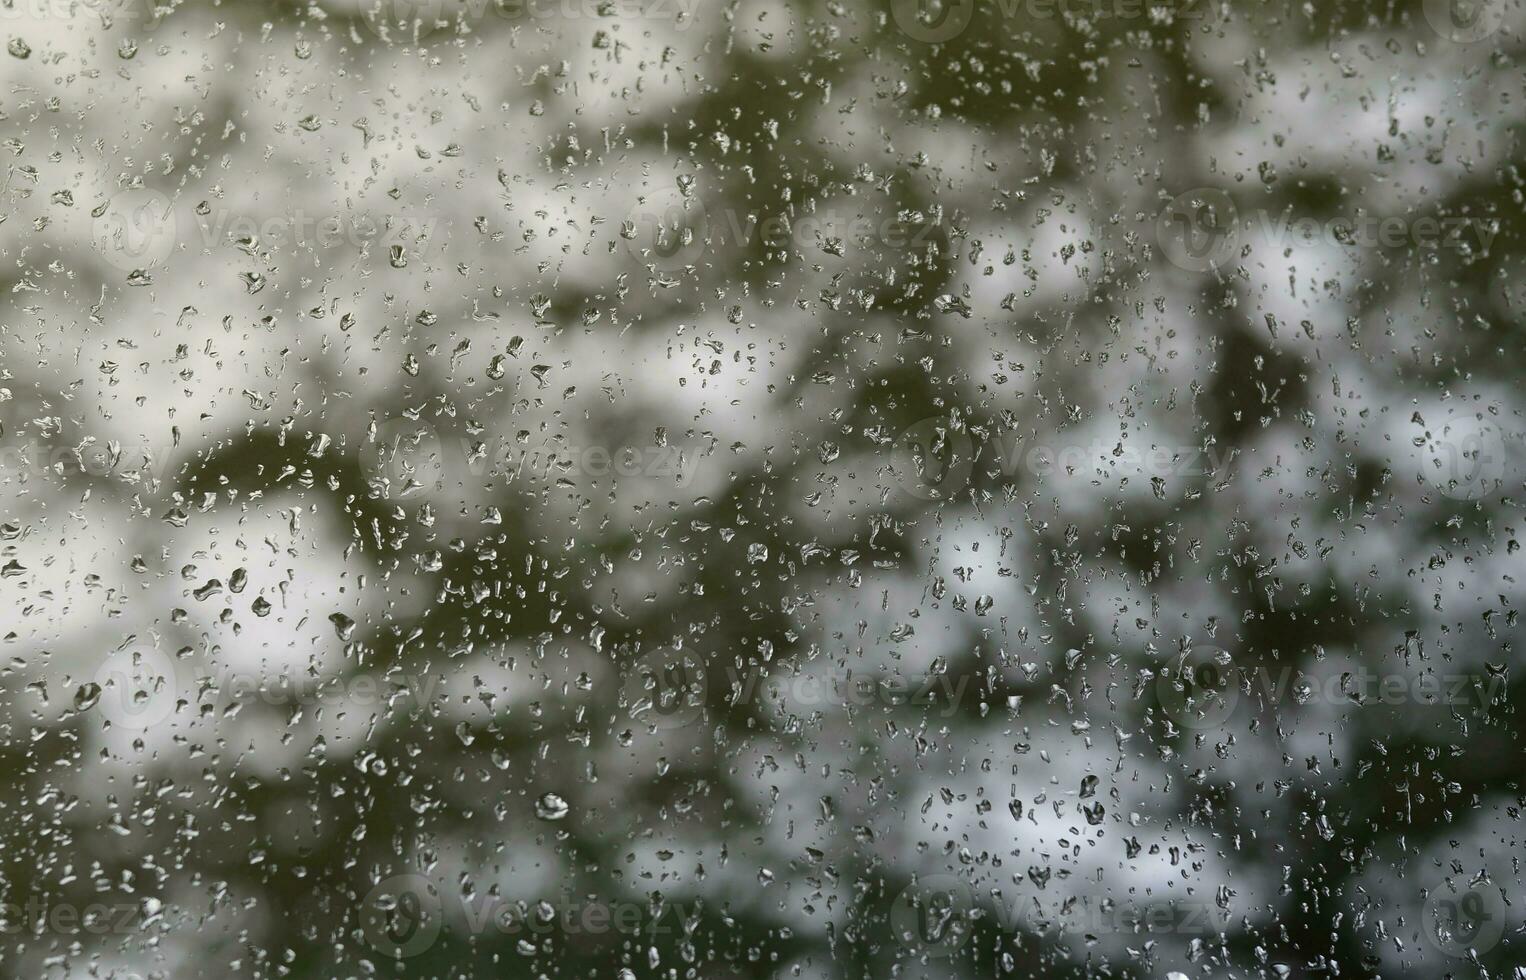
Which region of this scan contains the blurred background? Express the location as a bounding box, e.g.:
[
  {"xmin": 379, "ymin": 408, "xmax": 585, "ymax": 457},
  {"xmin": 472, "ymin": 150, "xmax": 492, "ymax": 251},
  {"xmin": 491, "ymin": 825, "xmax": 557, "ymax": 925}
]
[{"xmin": 0, "ymin": 0, "xmax": 1522, "ymax": 975}]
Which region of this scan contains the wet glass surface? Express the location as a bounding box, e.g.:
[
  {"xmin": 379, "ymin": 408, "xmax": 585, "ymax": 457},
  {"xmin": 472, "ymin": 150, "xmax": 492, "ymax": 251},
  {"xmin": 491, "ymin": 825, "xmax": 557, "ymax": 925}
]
[{"xmin": 0, "ymin": 0, "xmax": 1523, "ymax": 976}]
